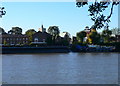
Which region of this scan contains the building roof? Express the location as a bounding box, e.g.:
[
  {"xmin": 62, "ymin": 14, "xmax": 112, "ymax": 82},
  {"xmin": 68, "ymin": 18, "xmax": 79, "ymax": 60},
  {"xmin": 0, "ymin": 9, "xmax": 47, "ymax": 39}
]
[
  {"xmin": 0, "ymin": 34, "xmax": 29, "ymax": 37},
  {"xmin": 33, "ymin": 31, "xmax": 51, "ymax": 36}
]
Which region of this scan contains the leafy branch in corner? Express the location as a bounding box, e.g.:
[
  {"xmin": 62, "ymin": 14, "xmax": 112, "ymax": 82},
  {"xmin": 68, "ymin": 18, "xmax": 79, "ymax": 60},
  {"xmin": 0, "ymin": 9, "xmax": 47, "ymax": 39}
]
[
  {"xmin": 0, "ymin": 7, "xmax": 6, "ymax": 18},
  {"xmin": 76, "ymin": 0, "xmax": 119, "ymax": 29}
]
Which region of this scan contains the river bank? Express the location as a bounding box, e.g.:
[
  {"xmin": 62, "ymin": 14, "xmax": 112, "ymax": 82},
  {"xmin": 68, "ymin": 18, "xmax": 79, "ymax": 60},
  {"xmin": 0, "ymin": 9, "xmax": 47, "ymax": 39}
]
[
  {"xmin": 2, "ymin": 46, "xmax": 70, "ymax": 54},
  {"xmin": 1, "ymin": 45, "xmax": 119, "ymax": 54}
]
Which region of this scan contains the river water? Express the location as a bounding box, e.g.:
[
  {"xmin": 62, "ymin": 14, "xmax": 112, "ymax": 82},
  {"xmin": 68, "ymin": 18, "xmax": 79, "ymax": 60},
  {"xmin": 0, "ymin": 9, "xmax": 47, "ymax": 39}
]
[{"xmin": 2, "ymin": 53, "xmax": 119, "ymax": 84}]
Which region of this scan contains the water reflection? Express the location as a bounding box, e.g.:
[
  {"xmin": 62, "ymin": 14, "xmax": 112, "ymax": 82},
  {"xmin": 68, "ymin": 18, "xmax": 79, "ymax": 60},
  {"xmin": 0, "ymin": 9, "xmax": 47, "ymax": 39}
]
[{"xmin": 2, "ymin": 53, "xmax": 118, "ymax": 84}]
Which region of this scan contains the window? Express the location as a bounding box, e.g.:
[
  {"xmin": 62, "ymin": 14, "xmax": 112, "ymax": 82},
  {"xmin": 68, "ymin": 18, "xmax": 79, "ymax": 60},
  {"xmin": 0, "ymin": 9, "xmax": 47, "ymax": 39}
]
[
  {"xmin": 43, "ymin": 39, "xmax": 45, "ymax": 42},
  {"xmin": 34, "ymin": 38, "xmax": 38, "ymax": 42}
]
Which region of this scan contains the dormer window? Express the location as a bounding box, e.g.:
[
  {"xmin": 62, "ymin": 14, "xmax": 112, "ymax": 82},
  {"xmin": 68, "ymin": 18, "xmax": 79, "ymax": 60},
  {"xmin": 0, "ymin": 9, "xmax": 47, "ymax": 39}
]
[{"xmin": 34, "ymin": 38, "xmax": 38, "ymax": 42}]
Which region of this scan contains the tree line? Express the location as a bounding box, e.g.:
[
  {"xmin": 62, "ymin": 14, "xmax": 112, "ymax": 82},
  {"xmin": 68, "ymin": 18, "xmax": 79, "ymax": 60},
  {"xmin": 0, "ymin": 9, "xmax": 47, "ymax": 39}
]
[
  {"xmin": 0, "ymin": 26, "xmax": 71, "ymax": 46},
  {"xmin": 74, "ymin": 27, "xmax": 120, "ymax": 46}
]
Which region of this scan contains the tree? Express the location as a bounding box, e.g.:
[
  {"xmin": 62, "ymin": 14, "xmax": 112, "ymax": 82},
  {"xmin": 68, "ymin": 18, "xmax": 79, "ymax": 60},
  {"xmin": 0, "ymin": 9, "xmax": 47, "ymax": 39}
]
[
  {"xmin": 0, "ymin": 7, "xmax": 6, "ymax": 18},
  {"xmin": 8, "ymin": 27, "xmax": 22, "ymax": 35},
  {"xmin": 46, "ymin": 36, "xmax": 53, "ymax": 45},
  {"xmin": 64, "ymin": 32, "xmax": 70, "ymax": 39},
  {"xmin": 76, "ymin": 0, "xmax": 119, "ymax": 29},
  {"xmin": 3, "ymin": 40, "xmax": 7, "ymax": 46},
  {"xmin": 101, "ymin": 29, "xmax": 112, "ymax": 43},
  {"xmin": 0, "ymin": 27, "xmax": 6, "ymax": 35},
  {"xmin": 63, "ymin": 32, "xmax": 71, "ymax": 46},
  {"xmin": 111, "ymin": 28, "xmax": 120, "ymax": 35},
  {"xmin": 88, "ymin": 30, "xmax": 100, "ymax": 44},
  {"xmin": 48, "ymin": 26, "xmax": 60, "ymax": 44},
  {"xmin": 77, "ymin": 31, "xmax": 86, "ymax": 43},
  {"xmin": 25, "ymin": 29, "xmax": 36, "ymax": 42}
]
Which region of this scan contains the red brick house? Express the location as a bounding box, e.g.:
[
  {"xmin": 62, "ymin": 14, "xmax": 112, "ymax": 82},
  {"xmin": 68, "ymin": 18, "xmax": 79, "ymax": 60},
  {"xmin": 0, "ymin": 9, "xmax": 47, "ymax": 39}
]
[
  {"xmin": 31, "ymin": 31, "xmax": 51, "ymax": 44},
  {"xmin": 0, "ymin": 34, "xmax": 29, "ymax": 46}
]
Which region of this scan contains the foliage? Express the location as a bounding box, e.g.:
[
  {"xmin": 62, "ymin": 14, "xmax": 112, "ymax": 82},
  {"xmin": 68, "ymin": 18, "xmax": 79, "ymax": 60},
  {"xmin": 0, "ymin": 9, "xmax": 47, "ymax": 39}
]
[
  {"xmin": 85, "ymin": 28, "xmax": 101, "ymax": 44},
  {"xmin": 25, "ymin": 29, "xmax": 36, "ymax": 42},
  {"xmin": 61, "ymin": 39, "xmax": 70, "ymax": 46},
  {"xmin": 0, "ymin": 27, "xmax": 6, "ymax": 34},
  {"xmin": 76, "ymin": 1, "xmax": 119, "ymax": 29},
  {"xmin": 8, "ymin": 27, "xmax": 22, "ymax": 35},
  {"xmin": 111, "ymin": 27, "xmax": 120, "ymax": 35},
  {"xmin": 63, "ymin": 32, "xmax": 71, "ymax": 45},
  {"xmin": 109, "ymin": 36, "xmax": 116, "ymax": 42},
  {"xmin": 46, "ymin": 36, "xmax": 53, "ymax": 45},
  {"xmin": 64, "ymin": 32, "xmax": 70, "ymax": 40},
  {"xmin": 101, "ymin": 29, "xmax": 112, "ymax": 43},
  {"xmin": 76, "ymin": 31, "xmax": 86, "ymax": 43},
  {"xmin": 114, "ymin": 42, "xmax": 120, "ymax": 52},
  {"xmin": 3, "ymin": 40, "xmax": 7, "ymax": 45},
  {"xmin": 102, "ymin": 29, "xmax": 112, "ymax": 36},
  {"xmin": 88, "ymin": 31, "xmax": 100, "ymax": 44},
  {"xmin": 97, "ymin": 42, "xmax": 120, "ymax": 52},
  {"xmin": 48, "ymin": 26, "xmax": 60, "ymax": 44},
  {"xmin": 0, "ymin": 7, "xmax": 6, "ymax": 18},
  {"xmin": 48, "ymin": 26, "xmax": 60, "ymax": 40}
]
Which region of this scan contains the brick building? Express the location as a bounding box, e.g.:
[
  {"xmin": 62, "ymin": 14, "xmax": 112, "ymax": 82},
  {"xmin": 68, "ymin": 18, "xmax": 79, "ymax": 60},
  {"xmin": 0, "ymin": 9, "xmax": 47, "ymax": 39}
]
[
  {"xmin": 0, "ymin": 34, "xmax": 29, "ymax": 46},
  {"xmin": 32, "ymin": 31, "xmax": 51, "ymax": 44}
]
